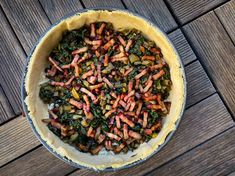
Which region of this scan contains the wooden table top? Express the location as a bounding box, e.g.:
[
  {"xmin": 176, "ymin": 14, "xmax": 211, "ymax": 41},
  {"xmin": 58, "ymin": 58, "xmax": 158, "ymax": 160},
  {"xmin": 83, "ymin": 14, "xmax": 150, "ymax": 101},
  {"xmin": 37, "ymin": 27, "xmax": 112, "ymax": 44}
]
[{"xmin": 0, "ymin": 0, "xmax": 235, "ymax": 175}]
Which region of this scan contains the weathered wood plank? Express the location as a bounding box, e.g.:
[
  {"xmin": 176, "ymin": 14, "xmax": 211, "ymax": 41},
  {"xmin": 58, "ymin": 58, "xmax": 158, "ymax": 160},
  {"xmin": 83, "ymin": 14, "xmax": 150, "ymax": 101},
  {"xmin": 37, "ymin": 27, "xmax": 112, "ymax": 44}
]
[
  {"xmin": 0, "ymin": 8, "xmax": 25, "ymax": 116},
  {"xmin": 166, "ymin": 0, "xmax": 227, "ymax": 24},
  {"xmin": 122, "ymin": 0, "xmax": 177, "ymax": 33},
  {"xmin": 0, "ymin": 86, "xmax": 15, "ymax": 124},
  {"xmin": 0, "ymin": 115, "xmax": 40, "ymax": 167},
  {"xmin": 39, "ymin": 0, "xmax": 83, "ymax": 23},
  {"xmin": 0, "ymin": 147, "xmax": 75, "ymax": 176},
  {"xmin": 70, "ymin": 94, "xmax": 234, "ymax": 176},
  {"xmin": 183, "ymin": 11, "xmax": 235, "ymax": 116},
  {"xmin": 185, "ymin": 61, "xmax": 215, "ymax": 107},
  {"xmin": 149, "ymin": 126, "xmax": 235, "ymax": 176},
  {"xmin": 215, "ymin": 0, "xmax": 235, "ymax": 43},
  {"xmin": 168, "ymin": 29, "xmax": 196, "ymax": 65},
  {"xmin": 81, "ymin": 0, "xmax": 125, "ymax": 9},
  {"xmin": 0, "ymin": 59, "xmax": 214, "ymax": 166},
  {"xmin": 1, "ymin": 0, "xmax": 51, "ymax": 53},
  {"xmin": 70, "ymin": 170, "xmax": 102, "ymax": 176},
  {"xmin": 228, "ymin": 171, "xmax": 235, "ymax": 176}
]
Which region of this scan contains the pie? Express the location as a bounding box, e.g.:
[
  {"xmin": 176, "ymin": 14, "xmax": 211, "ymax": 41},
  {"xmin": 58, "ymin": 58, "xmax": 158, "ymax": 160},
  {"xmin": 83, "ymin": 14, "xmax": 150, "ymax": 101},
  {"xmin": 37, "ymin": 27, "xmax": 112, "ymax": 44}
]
[{"xmin": 24, "ymin": 10, "xmax": 186, "ymax": 170}]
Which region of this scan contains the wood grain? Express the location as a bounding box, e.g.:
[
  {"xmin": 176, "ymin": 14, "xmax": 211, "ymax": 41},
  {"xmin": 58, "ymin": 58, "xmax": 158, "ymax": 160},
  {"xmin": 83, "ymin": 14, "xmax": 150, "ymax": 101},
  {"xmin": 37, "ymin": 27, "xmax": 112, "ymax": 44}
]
[
  {"xmin": 70, "ymin": 94, "xmax": 234, "ymax": 176},
  {"xmin": 185, "ymin": 61, "xmax": 215, "ymax": 107},
  {"xmin": 1, "ymin": 0, "xmax": 51, "ymax": 53},
  {"xmin": 215, "ymin": 0, "xmax": 235, "ymax": 43},
  {"xmin": 168, "ymin": 29, "xmax": 197, "ymax": 65},
  {"xmin": 39, "ymin": 0, "xmax": 83, "ymax": 23},
  {"xmin": 81, "ymin": 0, "xmax": 125, "ymax": 9},
  {"xmin": 149, "ymin": 126, "xmax": 235, "ymax": 176},
  {"xmin": 228, "ymin": 171, "xmax": 235, "ymax": 176},
  {"xmin": 0, "ymin": 147, "xmax": 75, "ymax": 176},
  {"xmin": 122, "ymin": 0, "xmax": 177, "ymax": 33},
  {"xmin": 0, "ymin": 115, "xmax": 40, "ymax": 167},
  {"xmin": 0, "ymin": 8, "xmax": 25, "ymax": 116},
  {"xmin": 183, "ymin": 11, "xmax": 235, "ymax": 116},
  {"xmin": 0, "ymin": 86, "xmax": 15, "ymax": 124},
  {"xmin": 166, "ymin": 0, "xmax": 227, "ymax": 24}
]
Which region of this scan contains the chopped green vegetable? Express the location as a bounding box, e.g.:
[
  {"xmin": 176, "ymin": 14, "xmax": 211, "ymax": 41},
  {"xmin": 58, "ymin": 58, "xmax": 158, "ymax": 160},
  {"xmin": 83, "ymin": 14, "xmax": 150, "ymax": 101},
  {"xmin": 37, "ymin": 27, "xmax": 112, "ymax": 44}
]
[
  {"xmin": 39, "ymin": 83, "xmax": 55, "ymax": 103},
  {"xmin": 129, "ymin": 54, "xmax": 140, "ymax": 63}
]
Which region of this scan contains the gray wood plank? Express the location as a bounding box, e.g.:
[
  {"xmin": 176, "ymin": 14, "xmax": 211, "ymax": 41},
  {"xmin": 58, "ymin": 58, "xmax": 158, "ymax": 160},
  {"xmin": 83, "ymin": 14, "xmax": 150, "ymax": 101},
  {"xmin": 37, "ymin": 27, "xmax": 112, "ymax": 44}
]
[
  {"xmin": 168, "ymin": 29, "xmax": 197, "ymax": 65},
  {"xmin": 0, "ymin": 147, "xmax": 75, "ymax": 176},
  {"xmin": 1, "ymin": 0, "xmax": 51, "ymax": 53},
  {"xmin": 0, "ymin": 86, "xmax": 15, "ymax": 124},
  {"xmin": 0, "ymin": 115, "xmax": 40, "ymax": 167},
  {"xmin": 149, "ymin": 126, "xmax": 235, "ymax": 176},
  {"xmin": 39, "ymin": 0, "xmax": 83, "ymax": 23},
  {"xmin": 183, "ymin": 11, "xmax": 235, "ymax": 117},
  {"xmin": 0, "ymin": 8, "xmax": 25, "ymax": 116},
  {"xmin": 215, "ymin": 0, "xmax": 235, "ymax": 44},
  {"xmin": 122, "ymin": 0, "xmax": 177, "ymax": 33},
  {"xmin": 185, "ymin": 61, "xmax": 215, "ymax": 107},
  {"xmin": 70, "ymin": 94, "xmax": 234, "ymax": 176},
  {"xmin": 81, "ymin": 0, "xmax": 125, "ymax": 9},
  {"xmin": 166, "ymin": 0, "xmax": 227, "ymax": 24},
  {"xmin": 228, "ymin": 171, "xmax": 235, "ymax": 176}
]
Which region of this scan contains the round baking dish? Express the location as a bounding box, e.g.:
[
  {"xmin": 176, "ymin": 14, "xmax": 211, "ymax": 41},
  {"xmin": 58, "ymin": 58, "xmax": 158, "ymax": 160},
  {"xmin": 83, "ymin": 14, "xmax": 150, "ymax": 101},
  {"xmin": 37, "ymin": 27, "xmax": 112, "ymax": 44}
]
[{"xmin": 21, "ymin": 8, "xmax": 187, "ymax": 171}]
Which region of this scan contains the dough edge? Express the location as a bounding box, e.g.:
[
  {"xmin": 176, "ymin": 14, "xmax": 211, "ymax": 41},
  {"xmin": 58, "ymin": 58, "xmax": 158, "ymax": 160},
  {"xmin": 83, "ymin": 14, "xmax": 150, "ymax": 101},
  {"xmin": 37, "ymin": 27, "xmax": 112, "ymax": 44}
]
[{"xmin": 24, "ymin": 10, "xmax": 185, "ymax": 170}]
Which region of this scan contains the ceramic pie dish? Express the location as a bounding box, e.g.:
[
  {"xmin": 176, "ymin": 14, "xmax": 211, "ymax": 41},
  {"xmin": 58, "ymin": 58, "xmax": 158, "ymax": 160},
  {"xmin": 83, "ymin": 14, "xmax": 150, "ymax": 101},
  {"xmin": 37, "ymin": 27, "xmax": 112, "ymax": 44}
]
[{"xmin": 21, "ymin": 8, "xmax": 186, "ymax": 171}]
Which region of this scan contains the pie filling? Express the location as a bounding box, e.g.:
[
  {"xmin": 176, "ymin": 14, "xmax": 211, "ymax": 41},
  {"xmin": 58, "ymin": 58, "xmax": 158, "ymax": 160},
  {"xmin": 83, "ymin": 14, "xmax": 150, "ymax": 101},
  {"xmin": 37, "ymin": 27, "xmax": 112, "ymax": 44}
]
[{"xmin": 39, "ymin": 22, "xmax": 172, "ymax": 155}]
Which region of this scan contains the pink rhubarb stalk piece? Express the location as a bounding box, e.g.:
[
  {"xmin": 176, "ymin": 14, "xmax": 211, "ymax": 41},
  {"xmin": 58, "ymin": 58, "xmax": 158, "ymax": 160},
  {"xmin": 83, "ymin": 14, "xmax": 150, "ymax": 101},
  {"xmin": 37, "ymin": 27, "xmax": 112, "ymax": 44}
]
[
  {"xmin": 119, "ymin": 114, "xmax": 135, "ymax": 127},
  {"xmin": 143, "ymin": 111, "xmax": 148, "ymax": 128},
  {"xmin": 65, "ymin": 76, "xmax": 75, "ymax": 86},
  {"xmin": 123, "ymin": 124, "xmax": 129, "ymax": 140},
  {"xmin": 115, "ymin": 115, "xmax": 121, "ymax": 129},
  {"xmin": 80, "ymin": 87, "xmax": 97, "ymax": 102},
  {"xmin": 150, "ymin": 63, "xmax": 163, "ymax": 71},
  {"xmin": 90, "ymin": 24, "xmax": 96, "ymax": 37},
  {"xmin": 103, "ymin": 39, "xmax": 115, "ymax": 50},
  {"xmin": 117, "ymin": 36, "xmax": 126, "ymax": 46},
  {"xmin": 48, "ymin": 57, "xmax": 63, "ymax": 72},
  {"xmin": 69, "ymin": 99, "xmax": 83, "ymax": 109},
  {"xmin": 142, "ymin": 55, "xmax": 155, "ymax": 61},
  {"xmin": 106, "ymin": 132, "xmax": 121, "ymax": 141},
  {"xmin": 113, "ymin": 95, "xmax": 121, "ymax": 108},
  {"xmin": 129, "ymin": 130, "xmax": 142, "ymax": 139},
  {"xmin": 124, "ymin": 67, "xmax": 133, "ymax": 76},
  {"xmin": 72, "ymin": 47, "xmax": 88, "ymax": 55},
  {"xmin": 135, "ymin": 69, "xmax": 147, "ymax": 79},
  {"xmin": 105, "ymin": 109, "xmax": 116, "ymax": 118},
  {"xmin": 153, "ymin": 70, "xmax": 165, "ymax": 80},
  {"xmin": 103, "ymin": 77, "xmax": 114, "ymax": 89},
  {"xmin": 81, "ymin": 70, "xmax": 93, "ymax": 79},
  {"xmin": 89, "ymin": 83, "xmax": 104, "ymax": 90},
  {"xmin": 125, "ymin": 39, "xmax": 133, "ymax": 52},
  {"xmin": 97, "ymin": 23, "xmax": 106, "ymax": 35},
  {"xmin": 136, "ymin": 101, "xmax": 143, "ymax": 116}
]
